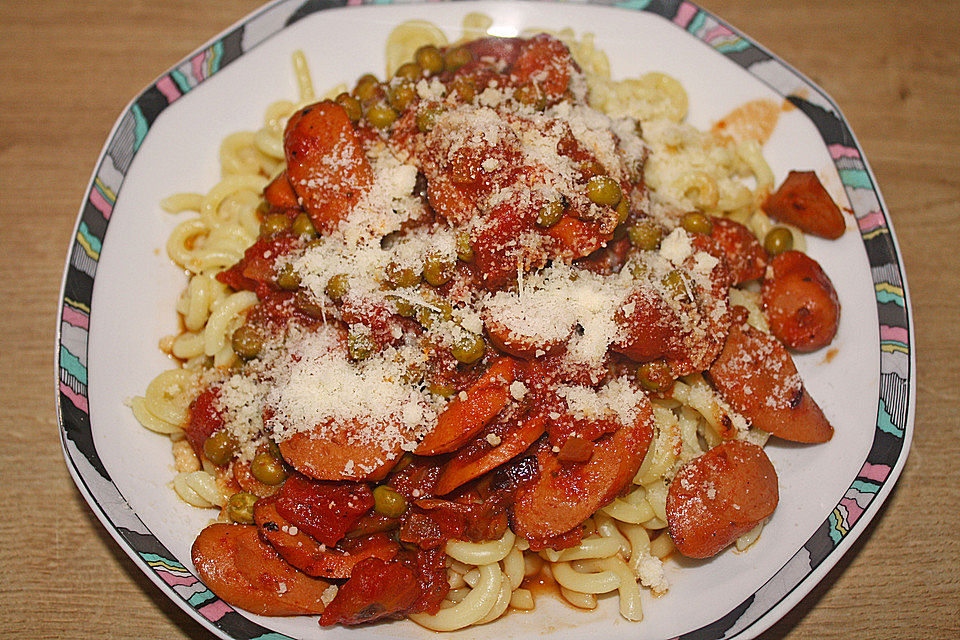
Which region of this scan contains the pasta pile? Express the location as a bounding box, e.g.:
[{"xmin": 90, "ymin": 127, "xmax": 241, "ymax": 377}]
[{"xmin": 133, "ymin": 15, "xmax": 794, "ymax": 629}]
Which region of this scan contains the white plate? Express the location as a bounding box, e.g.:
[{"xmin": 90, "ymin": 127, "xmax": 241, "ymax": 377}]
[{"xmin": 57, "ymin": 1, "xmax": 915, "ymax": 639}]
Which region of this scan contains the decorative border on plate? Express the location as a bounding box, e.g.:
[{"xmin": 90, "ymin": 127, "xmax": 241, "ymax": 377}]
[{"xmin": 56, "ymin": 1, "xmax": 912, "ymax": 639}]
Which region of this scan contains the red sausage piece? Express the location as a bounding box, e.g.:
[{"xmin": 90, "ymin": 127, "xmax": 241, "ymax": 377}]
[
  {"xmin": 709, "ymin": 217, "xmax": 768, "ymax": 285},
  {"xmin": 707, "ymin": 318, "xmax": 834, "ymax": 443},
  {"xmin": 511, "ymin": 398, "xmax": 654, "ymax": 540},
  {"xmin": 762, "ymin": 170, "xmax": 845, "ymax": 239},
  {"xmin": 762, "ymin": 250, "xmax": 840, "ymax": 352},
  {"xmin": 284, "ymin": 101, "xmax": 373, "ymax": 233},
  {"xmin": 666, "ymin": 440, "xmax": 779, "ymax": 559},
  {"xmin": 415, "ymin": 357, "xmax": 517, "ymax": 455},
  {"xmin": 191, "ymin": 523, "xmax": 330, "ymax": 616}
]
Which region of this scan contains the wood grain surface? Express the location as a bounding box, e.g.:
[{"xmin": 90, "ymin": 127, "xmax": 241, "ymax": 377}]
[{"xmin": 2, "ymin": 0, "xmax": 957, "ymax": 638}]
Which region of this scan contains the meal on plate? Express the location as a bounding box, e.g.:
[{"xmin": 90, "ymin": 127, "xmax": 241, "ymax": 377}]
[{"xmin": 131, "ymin": 16, "xmax": 844, "ymax": 630}]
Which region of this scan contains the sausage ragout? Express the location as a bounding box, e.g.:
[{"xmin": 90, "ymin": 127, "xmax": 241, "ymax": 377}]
[{"xmin": 156, "ymin": 32, "xmax": 844, "ymax": 628}]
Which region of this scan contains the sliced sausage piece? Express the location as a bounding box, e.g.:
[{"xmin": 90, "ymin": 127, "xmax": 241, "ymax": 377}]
[
  {"xmin": 284, "ymin": 101, "xmax": 373, "ymax": 233},
  {"xmin": 547, "ymin": 214, "xmax": 613, "ymax": 262},
  {"xmin": 255, "ymin": 497, "xmax": 397, "ymax": 579},
  {"xmin": 461, "ymin": 36, "xmax": 524, "ymax": 70},
  {"xmin": 279, "ymin": 426, "xmax": 404, "ymax": 482},
  {"xmin": 611, "ymin": 287, "xmax": 683, "ymax": 362},
  {"xmin": 415, "ymin": 357, "xmax": 517, "ymax": 455},
  {"xmin": 511, "ymin": 396, "xmax": 654, "ymax": 539},
  {"xmin": 191, "ymin": 523, "xmax": 330, "ymax": 616},
  {"xmin": 319, "ymin": 557, "xmax": 420, "ymax": 626},
  {"xmin": 435, "ymin": 412, "xmax": 546, "ymax": 495},
  {"xmin": 762, "ymin": 250, "xmax": 840, "ymax": 352},
  {"xmin": 510, "ymin": 33, "xmax": 576, "ymax": 102},
  {"xmin": 263, "ymin": 170, "xmax": 299, "ymax": 209},
  {"xmin": 612, "ymin": 236, "xmax": 731, "ymax": 376},
  {"xmin": 707, "ymin": 318, "xmax": 833, "ymax": 443},
  {"xmin": 485, "ymin": 315, "xmax": 572, "ymax": 359},
  {"xmin": 666, "ymin": 440, "xmax": 779, "ymax": 559},
  {"xmin": 709, "ymin": 217, "xmax": 768, "ymax": 284},
  {"xmin": 762, "ymin": 170, "xmax": 845, "ymax": 239}
]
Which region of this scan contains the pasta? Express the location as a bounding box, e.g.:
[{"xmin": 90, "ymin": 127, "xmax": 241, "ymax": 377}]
[{"xmin": 133, "ymin": 15, "xmax": 842, "ymax": 632}]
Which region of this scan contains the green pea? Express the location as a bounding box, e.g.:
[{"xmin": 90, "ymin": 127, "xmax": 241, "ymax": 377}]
[
  {"xmin": 388, "ymin": 83, "xmax": 418, "ymax": 112},
  {"xmin": 443, "ymin": 46, "xmax": 472, "ymax": 72},
  {"xmin": 294, "ymin": 290, "xmax": 326, "ymax": 317},
  {"xmin": 385, "ymin": 262, "xmax": 421, "ymax": 289},
  {"xmin": 250, "ymin": 451, "xmax": 287, "ymax": 486},
  {"xmin": 616, "ymin": 198, "xmax": 630, "ymax": 226},
  {"xmin": 291, "ymin": 212, "xmax": 317, "ymax": 238},
  {"xmin": 335, "ymin": 92, "xmax": 362, "ymax": 122},
  {"xmin": 231, "ymin": 323, "xmax": 263, "ymax": 359},
  {"xmin": 764, "ymin": 226, "xmax": 794, "ymax": 256},
  {"xmin": 628, "ymin": 259, "xmax": 651, "ymax": 278},
  {"xmin": 393, "ymin": 297, "xmax": 415, "ymax": 318},
  {"xmin": 514, "ymin": 83, "xmax": 546, "ymax": 110},
  {"xmin": 394, "ymin": 62, "xmax": 422, "ymax": 82},
  {"xmin": 450, "ymin": 77, "xmax": 476, "ymax": 103},
  {"xmin": 536, "ymin": 200, "xmax": 565, "ymax": 228},
  {"xmin": 348, "ymin": 331, "xmax": 376, "ymax": 361},
  {"xmin": 423, "ymin": 253, "xmax": 454, "ymax": 287},
  {"xmin": 456, "ymin": 232, "xmax": 474, "ymax": 263},
  {"xmin": 325, "ymin": 274, "xmax": 349, "ymax": 302},
  {"xmin": 586, "ymin": 176, "xmax": 622, "ymax": 207},
  {"xmin": 260, "ymin": 212, "xmax": 290, "ymax": 236},
  {"xmin": 415, "ymin": 299, "xmax": 453, "ymax": 329},
  {"xmin": 227, "ymin": 491, "xmax": 257, "ymax": 524},
  {"xmin": 398, "ymin": 360, "xmax": 425, "ymax": 385},
  {"xmin": 682, "ymin": 211, "xmax": 713, "ymax": 235},
  {"xmin": 276, "ymin": 263, "xmax": 300, "ymax": 290},
  {"xmin": 451, "ymin": 331, "xmax": 485, "ymax": 364},
  {"xmin": 203, "ymin": 430, "xmax": 238, "ymax": 467},
  {"xmin": 428, "ymin": 381, "xmax": 456, "ymax": 397},
  {"xmin": 637, "ymin": 360, "xmax": 671, "ymax": 392},
  {"xmin": 661, "ymin": 269, "xmax": 689, "ymax": 301},
  {"xmin": 366, "ymin": 103, "xmax": 398, "ymax": 129},
  {"xmin": 267, "ymin": 438, "xmax": 284, "ymax": 462},
  {"xmin": 627, "ymin": 220, "xmax": 663, "ymax": 251},
  {"xmin": 415, "ymin": 45, "xmax": 444, "ymax": 75},
  {"xmin": 373, "ymin": 485, "xmax": 407, "ymax": 518},
  {"xmin": 352, "ymin": 73, "xmax": 381, "ymax": 102},
  {"xmin": 416, "ymin": 103, "xmax": 443, "ymax": 133}
]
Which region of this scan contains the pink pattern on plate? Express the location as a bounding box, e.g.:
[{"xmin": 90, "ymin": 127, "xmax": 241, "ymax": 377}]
[
  {"xmin": 156, "ymin": 76, "xmax": 183, "ymax": 103},
  {"xmin": 839, "ymin": 496, "xmax": 864, "ymax": 525},
  {"xmin": 89, "ymin": 187, "xmax": 113, "ymax": 219},
  {"xmin": 191, "ymin": 51, "xmax": 207, "ymax": 83},
  {"xmin": 704, "ymin": 24, "xmax": 734, "ymax": 43},
  {"xmin": 60, "ymin": 382, "xmax": 88, "ymax": 412},
  {"xmin": 199, "ymin": 599, "xmax": 234, "ymax": 622},
  {"xmin": 62, "ymin": 304, "xmax": 89, "ymax": 330},
  {"xmin": 673, "ymin": 2, "xmax": 698, "ymax": 28},
  {"xmin": 858, "ymin": 462, "xmax": 892, "ymax": 483},
  {"xmin": 857, "ymin": 210, "xmax": 885, "ymax": 231},
  {"xmin": 879, "ymin": 325, "xmax": 908, "ymax": 344},
  {"xmin": 156, "ymin": 568, "xmax": 198, "ymax": 587},
  {"xmin": 828, "ymin": 143, "xmax": 861, "ymax": 160}
]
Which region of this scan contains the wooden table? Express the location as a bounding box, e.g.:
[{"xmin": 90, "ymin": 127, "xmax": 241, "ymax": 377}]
[{"xmin": 2, "ymin": 1, "xmax": 957, "ymax": 637}]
